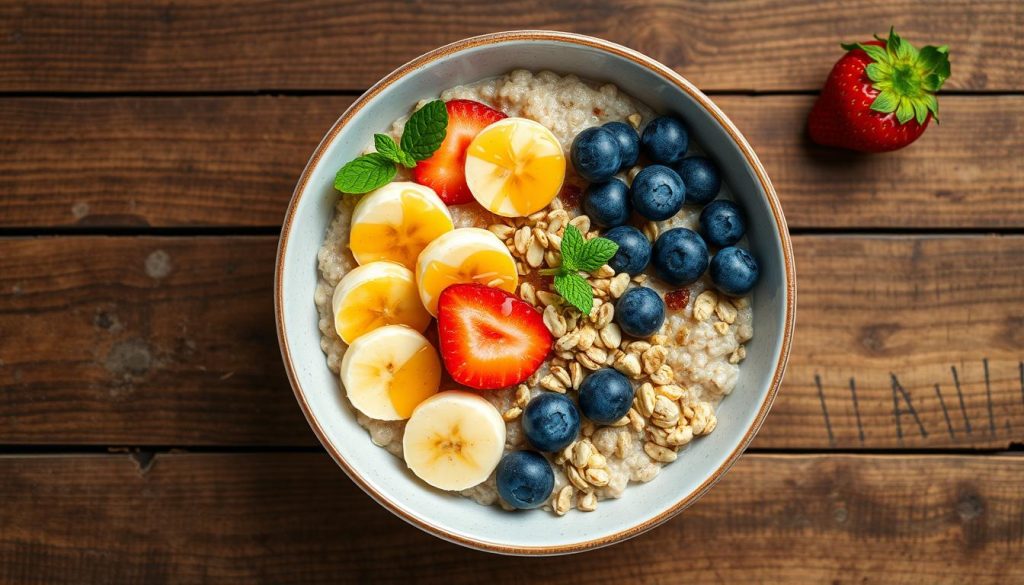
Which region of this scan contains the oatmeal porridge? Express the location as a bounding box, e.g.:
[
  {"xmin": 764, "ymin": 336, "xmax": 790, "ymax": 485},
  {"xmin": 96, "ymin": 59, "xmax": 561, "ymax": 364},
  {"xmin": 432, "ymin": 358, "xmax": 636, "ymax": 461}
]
[{"xmin": 315, "ymin": 69, "xmax": 757, "ymax": 515}]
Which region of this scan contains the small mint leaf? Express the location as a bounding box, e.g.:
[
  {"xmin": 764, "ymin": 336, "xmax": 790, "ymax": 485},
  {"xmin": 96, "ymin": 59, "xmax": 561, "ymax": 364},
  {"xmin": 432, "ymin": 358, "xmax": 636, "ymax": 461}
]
[
  {"xmin": 575, "ymin": 237, "xmax": 620, "ymax": 273},
  {"xmin": 554, "ymin": 272, "xmax": 593, "ymax": 315},
  {"xmin": 396, "ymin": 150, "xmax": 417, "ymax": 169},
  {"xmin": 401, "ymin": 100, "xmax": 448, "ymax": 160},
  {"xmin": 559, "ymin": 225, "xmax": 586, "ymax": 271},
  {"xmin": 374, "ymin": 134, "xmax": 403, "ymax": 164},
  {"xmin": 334, "ymin": 153, "xmax": 396, "ymax": 194}
]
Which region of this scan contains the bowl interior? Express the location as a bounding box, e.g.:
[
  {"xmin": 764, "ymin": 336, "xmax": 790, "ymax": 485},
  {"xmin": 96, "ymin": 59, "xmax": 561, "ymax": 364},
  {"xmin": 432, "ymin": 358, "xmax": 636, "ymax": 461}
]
[{"xmin": 278, "ymin": 33, "xmax": 792, "ymax": 554}]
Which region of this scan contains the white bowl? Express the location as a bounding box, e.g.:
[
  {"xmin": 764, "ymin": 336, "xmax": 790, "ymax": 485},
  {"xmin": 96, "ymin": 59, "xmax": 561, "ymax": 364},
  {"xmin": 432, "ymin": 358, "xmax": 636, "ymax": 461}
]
[{"xmin": 276, "ymin": 30, "xmax": 796, "ymax": 555}]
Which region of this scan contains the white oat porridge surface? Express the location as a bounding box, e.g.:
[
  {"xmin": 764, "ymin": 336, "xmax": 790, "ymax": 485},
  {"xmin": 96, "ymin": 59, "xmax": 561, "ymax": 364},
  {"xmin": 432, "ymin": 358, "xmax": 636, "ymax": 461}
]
[{"xmin": 314, "ymin": 69, "xmax": 753, "ymax": 515}]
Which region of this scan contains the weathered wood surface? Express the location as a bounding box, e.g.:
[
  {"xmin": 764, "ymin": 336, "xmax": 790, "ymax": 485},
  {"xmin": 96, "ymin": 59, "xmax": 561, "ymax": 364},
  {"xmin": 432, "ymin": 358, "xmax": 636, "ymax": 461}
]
[
  {"xmin": 0, "ymin": 453, "xmax": 1020, "ymax": 583},
  {"xmin": 0, "ymin": 236, "xmax": 313, "ymax": 446},
  {"xmin": 0, "ymin": 0, "xmax": 1018, "ymax": 92},
  {"xmin": 1, "ymin": 235, "xmax": 1021, "ymax": 448},
  {"xmin": 1, "ymin": 95, "xmax": 1021, "ymax": 229}
]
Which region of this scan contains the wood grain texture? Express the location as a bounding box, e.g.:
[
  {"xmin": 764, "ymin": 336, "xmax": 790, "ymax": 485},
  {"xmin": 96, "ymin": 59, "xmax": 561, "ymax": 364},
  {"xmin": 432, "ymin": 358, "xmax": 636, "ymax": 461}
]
[
  {"xmin": 1, "ymin": 235, "xmax": 1022, "ymax": 448},
  {"xmin": 0, "ymin": 0, "xmax": 1018, "ymax": 92},
  {"xmin": 0, "ymin": 236, "xmax": 314, "ymax": 445},
  {"xmin": 1, "ymin": 95, "xmax": 1022, "ymax": 229},
  {"xmin": 0, "ymin": 452, "xmax": 1021, "ymax": 583},
  {"xmin": 755, "ymin": 235, "xmax": 1024, "ymax": 449}
]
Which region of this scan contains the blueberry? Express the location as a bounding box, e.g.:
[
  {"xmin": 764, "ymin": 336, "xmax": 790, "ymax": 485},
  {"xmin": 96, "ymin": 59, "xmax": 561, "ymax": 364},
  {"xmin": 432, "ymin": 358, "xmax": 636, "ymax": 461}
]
[
  {"xmin": 640, "ymin": 116, "xmax": 689, "ymax": 164},
  {"xmin": 675, "ymin": 156, "xmax": 721, "ymax": 205},
  {"xmin": 700, "ymin": 200, "xmax": 746, "ymax": 247},
  {"xmin": 602, "ymin": 121, "xmax": 640, "ymax": 171},
  {"xmin": 578, "ymin": 368, "xmax": 635, "ymax": 424},
  {"xmin": 522, "ymin": 392, "xmax": 580, "ymax": 452},
  {"xmin": 710, "ymin": 247, "xmax": 760, "ymax": 296},
  {"xmin": 495, "ymin": 451, "xmax": 555, "ymax": 509},
  {"xmin": 583, "ymin": 179, "xmax": 630, "ymax": 228},
  {"xmin": 571, "ymin": 127, "xmax": 622, "ymax": 183},
  {"xmin": 630, "ymin": 165, "xmax": 685, "ymax": 221},
  {"xmin": 615, "ymin": 287, "xmax": 665, "ymax": 338},
  {"xmin": 652, "ymin": 228, "xmax": 710, "ymax": 286},
  {"xmin": 603, "ymin": 225, "xmax": 651, "ymax": 275}
]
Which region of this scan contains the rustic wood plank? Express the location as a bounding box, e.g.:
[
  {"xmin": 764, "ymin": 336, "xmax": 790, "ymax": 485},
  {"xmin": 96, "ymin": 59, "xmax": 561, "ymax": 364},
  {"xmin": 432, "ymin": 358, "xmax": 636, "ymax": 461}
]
[
  {"xmin": 0, "ymin": 453, "xmax": 1020, "ymax": 583},
  {"xmin": 718, "ymin": 95, "xmax": 1024, "ymax": 229},
  {"xmin": 0, "ymin": 0, "xmax": 1018, "ymax": 92},
  {"xmin": 754, "ymin": 235, "xmax": 1024, "ymax": 450},
  {"xmin": 0, "ymin": 96, "xmax": 355, "ymax": 228},
  {"xmin": 2, "ymin": 95, "xmax": 1021, "ymax": 229},
  {"xmin": 0, "ymin": 236, "xmax": 314, "ymax": 445},
  {"xmin": 1, "ymin": 235, "xmax": 1022, "ymax": 448}
]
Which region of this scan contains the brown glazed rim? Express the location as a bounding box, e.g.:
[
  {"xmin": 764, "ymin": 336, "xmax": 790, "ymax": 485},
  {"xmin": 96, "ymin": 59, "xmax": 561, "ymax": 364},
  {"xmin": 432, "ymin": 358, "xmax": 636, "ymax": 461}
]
[{"xmin": 275, "ymin": 30, "xmax": 796, "ymax": 555}]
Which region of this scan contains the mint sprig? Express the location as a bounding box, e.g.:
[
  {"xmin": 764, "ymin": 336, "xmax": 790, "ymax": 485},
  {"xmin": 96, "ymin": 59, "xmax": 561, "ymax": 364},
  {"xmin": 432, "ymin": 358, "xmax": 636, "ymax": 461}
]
[
  {"xmin": 545, "ymin": 225, "xmax": 619, "ymax": 314},
  {"xmin": 334, "ymin": 100, "xmax": 449, "ymax": 194},
  {"xmin": 334, "ymin": 154, "xmax": 397, "ymax": 194}
]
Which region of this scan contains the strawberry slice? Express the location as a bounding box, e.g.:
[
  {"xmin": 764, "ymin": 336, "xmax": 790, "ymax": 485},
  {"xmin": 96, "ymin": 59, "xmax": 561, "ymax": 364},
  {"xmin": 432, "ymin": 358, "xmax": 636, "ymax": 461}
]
[
  {"xmin": 412, "ymin": 99, "xmax": 507, "ymax": 205},
  {"xmin": 437, "ymin": 283, "xmax": 552, "ymax": 390}
]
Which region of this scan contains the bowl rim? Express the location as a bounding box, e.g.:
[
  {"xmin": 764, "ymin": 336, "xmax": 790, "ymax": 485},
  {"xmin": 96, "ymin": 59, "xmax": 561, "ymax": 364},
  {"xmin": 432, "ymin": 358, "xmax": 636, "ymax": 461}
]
[{"xmin": 275, "ymin": 29, "xmax": 796, "ymax": 555}]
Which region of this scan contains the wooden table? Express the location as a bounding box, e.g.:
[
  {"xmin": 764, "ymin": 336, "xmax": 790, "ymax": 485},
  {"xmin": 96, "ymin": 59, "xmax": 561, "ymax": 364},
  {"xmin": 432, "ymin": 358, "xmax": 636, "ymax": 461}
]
[{"xmin": 1, "ymin": 1, "xmax": 1022, "ymax": 582}]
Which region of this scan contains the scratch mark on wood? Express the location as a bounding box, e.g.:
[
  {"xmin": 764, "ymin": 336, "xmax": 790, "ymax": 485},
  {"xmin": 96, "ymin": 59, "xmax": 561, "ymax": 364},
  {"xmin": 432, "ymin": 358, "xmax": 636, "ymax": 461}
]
[
  {"xmin": 815, "ymin": 374, "xmax": 835, "ymax": 446},
  {"xmin": 951, "ymin": 365, "xmax": 972, "ymax": 434},
  {"xmin": 934, "ymin": 384, "xmax": 956, "ymax": 439},
  {"xmin": 849, "ymin": 378, "xmax": 865, "ymax": 443},
  {"xmin": 891, "ymin": 373, "xmax": 928, "ymax": 443},
  {"xmin": 983, "ymin": 358, "xmax": 996, "ymax": 434}
]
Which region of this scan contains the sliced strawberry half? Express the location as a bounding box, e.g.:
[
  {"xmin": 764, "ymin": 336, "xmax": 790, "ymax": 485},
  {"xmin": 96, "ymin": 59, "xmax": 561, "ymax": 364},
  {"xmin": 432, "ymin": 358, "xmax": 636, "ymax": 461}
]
[
  {"xmin": 412, "ymin": 99, "xmax": 507, "ymax": 205},
  {"xmin": 437, "ymin": 283, "xmax": 552, "ymax": 390}
]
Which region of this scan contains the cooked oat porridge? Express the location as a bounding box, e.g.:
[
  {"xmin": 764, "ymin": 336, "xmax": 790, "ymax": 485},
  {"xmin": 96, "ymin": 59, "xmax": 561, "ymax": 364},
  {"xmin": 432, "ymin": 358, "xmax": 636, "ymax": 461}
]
[{"xmin": 315, "ymin": 70, "xmax": 757, "ymax": 515}]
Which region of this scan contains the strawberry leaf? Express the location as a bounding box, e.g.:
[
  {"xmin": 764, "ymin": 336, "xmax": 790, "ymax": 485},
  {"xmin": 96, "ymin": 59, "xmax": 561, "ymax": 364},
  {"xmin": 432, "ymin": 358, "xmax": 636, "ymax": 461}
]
[
  {"xmin": 850, "ymin": 28, "xmax": 951, "ymax": 127},
  {"xmin": 865, "ymin": 63, "xmax": 886, "ymax": 82},
  {"xmin": 870, "ymin": 89, "xmax": 899, "ymax": 114},
  {"xmin": 554, "ymin": 272, "xmax": 593, "ymax": 315},
  {"xmin": 912, "ymin": 100, "xmax": 929, "ymax": 125},
  {"xmin": 895, "ymin": 99, "xmax": 915, "ymax": 124},
  {"xmin": 859, "ymin": 43, "xmax": 890, "ymax": 65}
]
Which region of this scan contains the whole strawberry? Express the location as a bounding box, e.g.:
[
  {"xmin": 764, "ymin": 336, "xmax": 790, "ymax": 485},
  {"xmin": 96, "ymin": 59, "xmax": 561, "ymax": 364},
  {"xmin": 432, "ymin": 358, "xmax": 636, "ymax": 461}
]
[{"xmin": 809, "ymin": 28, "xmax": 950, "ymax": 152}]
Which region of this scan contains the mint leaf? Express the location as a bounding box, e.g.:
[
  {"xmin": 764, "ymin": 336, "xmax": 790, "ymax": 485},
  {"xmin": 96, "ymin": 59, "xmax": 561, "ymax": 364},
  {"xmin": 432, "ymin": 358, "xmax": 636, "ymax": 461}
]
[
  {"xmin": 401, "ymin": 100, "xmax": 448, "ymax": 160},
  {"xmin": 396, "ymin": 150, "xmax": 417, "ymax": 168},
  {"xmin": 334, "ymin": 153, "xmax": 396, "ymax": 194},
  {"xmin": 554, "ymin": 272, "xmax": 593, "ymax": 315},
  {"xmin": 374, "ymin": 134, "xmax": 402, "ymax": 163},
  {"xmin": 575, "ymin": 238, "xmax": 619, "ymax": 272},
  {"xmin": 375, "ymin": 134, "xmax": 418, "ymax": 169},
  {"xmin": 559, "ymin": 225, "xmax": 586, "ymax": 271}
]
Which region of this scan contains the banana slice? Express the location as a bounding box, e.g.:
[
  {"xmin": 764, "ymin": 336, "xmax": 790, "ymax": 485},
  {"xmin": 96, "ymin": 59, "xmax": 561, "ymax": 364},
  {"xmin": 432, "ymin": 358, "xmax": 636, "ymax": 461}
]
[
  {"xmin": 332, "ymin": 261, "xmax": 431, "ymax": 345},
  {"xmin": 340, "ymin": 325, "xmax": 441, "ymax": 420},
  {"xmin": 349, "ymin": 181, "xmax": 455, "ymax": 270},
  {"xmin": 465, "ymin": 117, "xmax": 566, "ymax": 217},
  {"xmin": 415, "ymin": 227, "xmax": 518, "ymax": 316},
  {"xmin": 403, "ymin": 390, "xmax": 507, "ymax": 491}
]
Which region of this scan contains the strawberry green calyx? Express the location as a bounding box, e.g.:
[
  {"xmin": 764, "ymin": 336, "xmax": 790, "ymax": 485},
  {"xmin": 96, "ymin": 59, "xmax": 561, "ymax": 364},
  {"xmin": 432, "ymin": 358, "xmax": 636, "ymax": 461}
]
[{"xmin": 841, "ymin": 27, "xmax": 951, "ymax": 125}]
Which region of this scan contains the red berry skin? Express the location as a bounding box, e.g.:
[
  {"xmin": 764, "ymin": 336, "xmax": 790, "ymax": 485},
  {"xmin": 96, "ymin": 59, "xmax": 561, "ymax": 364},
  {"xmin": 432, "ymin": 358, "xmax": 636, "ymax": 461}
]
[
  {"xmin": 412, "ymin": 99, "xmax": 506, "ymax": 204},
  {"xmin": 808, "ymin": 41, "xmax": 930, "ymax": 153}
]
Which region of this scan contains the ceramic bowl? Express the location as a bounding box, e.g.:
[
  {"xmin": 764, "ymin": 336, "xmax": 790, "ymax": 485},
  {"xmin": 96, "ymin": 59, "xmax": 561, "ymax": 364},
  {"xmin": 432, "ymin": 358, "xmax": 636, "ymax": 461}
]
[{"xmin": 276, "ymin": 30, "xmax": 795, "ymax": 555}]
